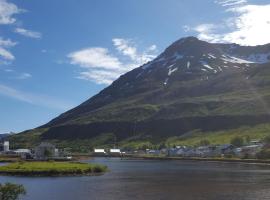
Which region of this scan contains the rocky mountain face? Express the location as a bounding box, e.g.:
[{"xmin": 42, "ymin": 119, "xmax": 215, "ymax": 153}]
[{"xmin": 22, "ymin": 37, "xmax": 270, "ymax": 141}]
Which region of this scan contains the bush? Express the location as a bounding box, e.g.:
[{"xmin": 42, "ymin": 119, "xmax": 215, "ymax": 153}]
[
  {"xmin": 0, "ymin": 183, "xmax": 26, "ymax": 200},
  {"xmin": 263, "ymin": 136, "xmax": 270, "ymax": 145},
  {"xmin": 230, "ymin": 136, "xmax": 244, "ymax": 147}
]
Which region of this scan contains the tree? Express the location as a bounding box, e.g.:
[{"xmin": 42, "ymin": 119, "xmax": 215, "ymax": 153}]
[
  {"xmin": 44, "ymin": 149, "xmax": 52, "ymax": 157},
  {"xmin": 245, "ymin": 135, "xmax": 251, "ymax": 144},
  {"xmin": 0, "ymin": 183, "xmax": 26, "ymax": 200},
  {"xmin": 263, "ymin": 135, "xmax": 270, "ymax": 145},
  {"xmin": 230, "ymin": 136, "xmax": 244, "ymax": 147}
]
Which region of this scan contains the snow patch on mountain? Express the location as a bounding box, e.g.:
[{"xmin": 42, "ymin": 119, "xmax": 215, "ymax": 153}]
[
  {"xmin": 187, "ymin": 61, "xmax": 191, "ymax": 69},
  {"xmin": 164, "ymin": 78, "xmax": 169, "ymax": 85},
  {"xmin": 222, "ymin": 56, "xmax": 254, "ymax": 64},
  {"xmin": 200, "ymin": 61, "xmax": 214, "ymax": 70},
  {"xmin": 208, "ymin": 54, "xmax": 216, "ymax": 59},
  {"xmin": 168, "ymin": 67, "xmax": 178, "ymax": 76}
]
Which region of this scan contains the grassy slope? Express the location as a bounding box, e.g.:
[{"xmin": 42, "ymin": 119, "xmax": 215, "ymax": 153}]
[
  {"xmin": 8, "ymin": 123, "xmax": 270, "ymax": 152},
  {"xmin": 0, "ymin": 162, "xmax": 107, "ymax": 176},
  {"xmin": 165, "ymin": 123, "xmax": 270, "ymax": 146}
]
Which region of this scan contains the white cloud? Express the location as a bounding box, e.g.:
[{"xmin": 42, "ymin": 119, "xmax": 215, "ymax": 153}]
[
  {"xmin": 113, "ymin": 38, "xmax": 138, "ymax": 61},
  {"xmin": 4, "ymin": 68, "xmax": 13, "ymax": 72},
  {"xmin": 0, "ymin": 38, "xmax": 16, "ymax": 47},
  {"xmin": 0, "ymin": 47, "xmax": 14, "ymax": 61},
  {"xmin": 68, "ymin": 47, "xmax": 122, "ymax": 71},
  {"xmin": 0, "ymin": 1, "xmax": 42, "ymax": 65},
  {"xmin": 216, "ymin": 0, "xmax": 247, "ymax": 7},
  {"xmin": 0, "ymin": 0, "xmax": 22, "ymax": 25},
  {"xmin": 0, "ymin": 84, "xmax": 74, "ymax": 110},
  {"xmin": 191, "ymin": 1, "xmax": 270, "ymax": 46},
  {"xmin": 112, "ymin": 38, "xmax": 156, "ymax": 65},
  {"xmin": 16, "ymin": 72, "xmax": 32, "ymax": 80},
  {"xmin": 0, "ymin": 37, "xmax": 16, "ymax": 62},
  {"xmin": 77, "ymin": 70, "xmax": 121, "ymax": 85},
  {"xmin": 14, "ymin": 28, "xmax": 42, "ymax": 39},
  {"xmin": 0, "ymin": 0, "xmax": 21, "ymax": 63},
  {"xmin": 68, "ymin": 39, "xmax": 157, "ymax": 85}
]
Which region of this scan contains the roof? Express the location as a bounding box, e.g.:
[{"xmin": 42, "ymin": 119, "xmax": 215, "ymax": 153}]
[
  {"xmin": 94, "ymin": 149, "xmax": 105, "ymax": 153},
  {"xmin": 110, "ymin": 149, "xmax": 121, "ymax": 153}
]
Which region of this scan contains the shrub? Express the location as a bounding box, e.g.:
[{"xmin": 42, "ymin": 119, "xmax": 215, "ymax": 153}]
[
  {"xmin": 230, "ymin": 136, "xmax": 244, "ymax": 147},
  {"xmin": 0, "ymin": 183, "xmax": 26, "ymax": 200}
]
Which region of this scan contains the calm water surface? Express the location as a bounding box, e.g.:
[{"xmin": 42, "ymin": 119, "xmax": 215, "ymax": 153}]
[{"xmin": 1, "ymin": 158, "xmax": 270, "ymax": 200}]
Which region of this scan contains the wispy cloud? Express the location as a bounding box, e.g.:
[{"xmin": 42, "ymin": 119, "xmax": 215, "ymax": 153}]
[
  {"xmin": 189, "ymin": 0, "xmax": 270, "ymax": 46},
  {"xmin": 14, "ymin": 28, "xmax": 42, "ymax": 39},
  {"xmin": 0, "ymin": 37, "xmax": 16, "ymax": 63},
  {"xmin": 0, "ymin": 84, "xmax": 74, "ymax": 110},
  {"xmin": 15, "ymin": 72, "xmax": 32, "ymax": 80},
  {"xmin": 68, "ymin": 38, "xmax": 157, "ymax": 85},
  {"xmin": 216, "ymin": 0, "xmax": 247, "ymax": 7},
  {"xmin": 0, "ymin": 1, "xmax": 42, "ymax": 65},
  {"xmin": 0, "ymin": 0, "xmax": 22, "ymax": 25}
]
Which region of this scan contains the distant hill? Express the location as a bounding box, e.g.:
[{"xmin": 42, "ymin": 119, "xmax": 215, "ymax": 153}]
[
  {"xmin": 0, "ymin": 133, "xmax": 11, "ymax": 141},
  {"xmin": 9, "ymin": 36, "xmax": 270, "ymax": 151}
]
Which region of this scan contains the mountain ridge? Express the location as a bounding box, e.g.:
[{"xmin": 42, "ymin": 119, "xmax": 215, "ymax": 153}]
[{"xmin": 10, "ymin": 36, "xmax": 270, "ymax": 149}]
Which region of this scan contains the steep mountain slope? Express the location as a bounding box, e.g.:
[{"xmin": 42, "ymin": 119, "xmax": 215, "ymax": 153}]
[{"xmin": 12, "ymin": 37, "xmax": 270, "ymax": 147}]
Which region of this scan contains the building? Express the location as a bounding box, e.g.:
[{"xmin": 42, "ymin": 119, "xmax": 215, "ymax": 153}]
[
  {"xmin": 239, "ymin": 144, "xmax": 263, "ymax": 158},
  {"xmin": 14, "ymin": 149, "xmax": 32, "ymax": 159},
  {"xmin": 110, "ymin": 149, "xmax": 121, "ymax": 156},
  {"xmin": 3, "ymin": 141, "xmax": 9, "ymax": 152},
  {"xmin": 35, "ymin": 142, "xmax": 56, "ymax": 160},
  {"xmin": 94, "ymin": 149, "xmax": 106, "ymax": 155},
  {"xmin": 146, "ymin": 149, "xmax": 160, "ymax": 155}
]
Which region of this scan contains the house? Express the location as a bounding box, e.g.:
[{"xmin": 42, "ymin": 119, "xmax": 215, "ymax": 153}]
[
  {"xmin": 240, "ymin": 144, "xmax": 263, "ymax": 158},
  {"xmin": 94, "ymin": 149, "xmax": 106, "ymax": 155},
  {"xmin": 110, "ymin": 149, "xmax": 121, "ymax": 156},
  {"xmin": 217, "ymin": 144, "xmax": 235, "ymax": 156},
  {"xmin": 250, "ymin": 140, "xmax": 261, "ymax": 145},
  {"xmin": 34, "ymin": 142, "xmax": 56, "ymax": 160},
  {"xmin": 14, "ymin": 149, "xmax": 32, "ymax": 159},
  {"xmin": 146, "ymin": 149, "xmax": 160, "ymax": 155}
]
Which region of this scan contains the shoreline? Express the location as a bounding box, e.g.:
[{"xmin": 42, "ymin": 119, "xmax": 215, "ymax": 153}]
[{"xmin": 91, "ymin": 154, "xmax": 270, "ymax": 166}]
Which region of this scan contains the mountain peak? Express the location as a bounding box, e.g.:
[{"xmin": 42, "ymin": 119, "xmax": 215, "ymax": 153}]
[{"xmin": 24, "ymin": 36, "xmax": 270, "ymax": 146}]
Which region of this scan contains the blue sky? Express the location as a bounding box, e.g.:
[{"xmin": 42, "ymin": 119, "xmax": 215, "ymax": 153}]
[{"xmin": 1, "ymin": 0, "xmax": 270, "ymax": 133}]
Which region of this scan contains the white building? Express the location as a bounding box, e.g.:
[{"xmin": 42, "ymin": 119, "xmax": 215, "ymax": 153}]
[
  {"xmin": 94, "ymin": 149, "xmax": 106, "ymax": 154},
  {"xmin": 3, "ymin": 141, "xmax": 9, "ymax": 152},
  {"xmin": 110, "ymin": 149, "xmax": 121, "ymax": 153},
  {"xmin": 14, "ymin": 149, "xmax": 31, "ymax": 154}
]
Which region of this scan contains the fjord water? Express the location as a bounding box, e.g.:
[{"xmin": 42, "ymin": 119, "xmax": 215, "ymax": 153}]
[{"xmin": 1, "ymin": 158, "xmax": 270, "ymax": 200}]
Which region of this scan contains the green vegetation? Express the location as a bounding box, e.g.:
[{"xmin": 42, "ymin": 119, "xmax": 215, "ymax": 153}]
[
  {"xmin": 230, "ymin": 136, "xmax": 244, "ymax": 147},
  {"xmin": 0, "ymin": 162, "xmax": 107, "ymax": 176},
  {"xmin": 0, "ymin": 183, "xmax": 26, "ymax": 200},
  {"xmin": 165, "ymin": 123, "xmax": 270, "ymax": 147}
]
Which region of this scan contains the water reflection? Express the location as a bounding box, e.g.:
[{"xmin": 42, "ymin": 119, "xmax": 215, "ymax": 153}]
[{"xmin": 0, "ymin": 158, "xmax": 270, "ymax": 200}]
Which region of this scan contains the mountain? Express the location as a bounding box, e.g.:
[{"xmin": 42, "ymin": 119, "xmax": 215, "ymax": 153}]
[
  {"xmin": 0, "ymin": 133, "xmax": 11, "ymax": 141},
  {"xmin": 10, "ymin": 36, "xmax": 270, "ymax": 150}
]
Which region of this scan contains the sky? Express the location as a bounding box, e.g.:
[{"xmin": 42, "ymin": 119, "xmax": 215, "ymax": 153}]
[{"xmin": 1, "ymin": 0, "xmax": 270, "ymax": 133}]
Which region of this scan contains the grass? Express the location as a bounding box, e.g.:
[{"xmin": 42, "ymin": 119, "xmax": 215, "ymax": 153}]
[
  {"xmin": 166, "ymin": 123, "xmax": 270, "ymax": 147},
  {"xmin": 0, "ymin": 161, "xmax": 107, "ymax": 176}
]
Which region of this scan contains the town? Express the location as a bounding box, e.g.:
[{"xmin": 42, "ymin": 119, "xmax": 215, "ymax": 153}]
[
  {"xmin": 1, "ymin": 136, "xmax": 269, "ymax": 160},
  {"xmin": 93, "ymin": 138, "xmax": 266, "ymax": 159}
]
